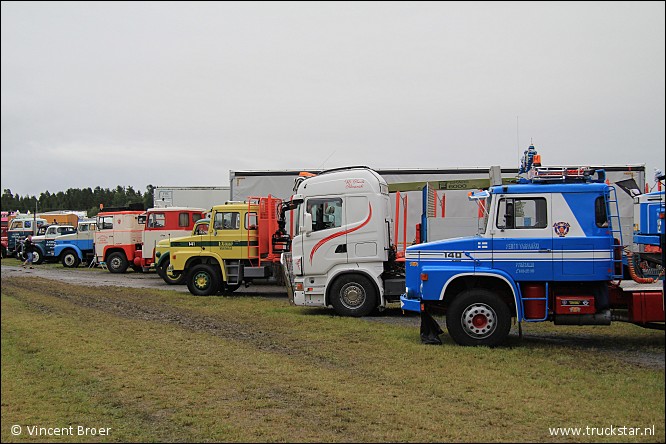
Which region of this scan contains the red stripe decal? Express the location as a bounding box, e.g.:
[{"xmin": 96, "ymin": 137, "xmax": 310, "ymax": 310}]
[{"xmin": 310, "ymin": 203, "xmax": 372, "ymax": 264}]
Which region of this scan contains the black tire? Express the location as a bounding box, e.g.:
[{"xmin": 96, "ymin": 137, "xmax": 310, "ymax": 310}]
[
  {"xmin": 187, "ymin": 264, "xmax": 221, "ymax": 296},
  {"xmin": 446, "ymin": 289, "xmax": 512, "ymax": 347},
  {"xmin": 329, "ymin": 274, "xmax": 377, "ymax": 317},
  {"xmin": 107, "ymin": 251, "xmax": 129, "ymax": 273},
  {"xmin": 32, "ymin": 249, "xmax": 44, "ymax": 265},
  {"xmin": 157, "ymin": 259, "xmax": 185, "ymax": 285},
  {"xmin": 61, "ymin": 250, "xmax": 80, "ymax": 268},
  {"xmin": 218, "ymin": 283, "xmax": 241, "ymax": 294}
]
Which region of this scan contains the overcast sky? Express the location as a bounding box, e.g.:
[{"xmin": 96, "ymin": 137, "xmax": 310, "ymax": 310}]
[{"xmin": 1, "ymin": 1, "xmax": 664, "ymax": 198}]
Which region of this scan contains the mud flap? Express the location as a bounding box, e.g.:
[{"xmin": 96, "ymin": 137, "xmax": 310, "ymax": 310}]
[{"xmin": 420, "ymin": 307, "xmax": 443, "ymax": 345}]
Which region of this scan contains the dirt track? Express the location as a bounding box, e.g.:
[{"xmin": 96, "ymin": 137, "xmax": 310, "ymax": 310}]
[{"xmin": 2, "ymin": 262, "xmax": 664, "ymax": 370}]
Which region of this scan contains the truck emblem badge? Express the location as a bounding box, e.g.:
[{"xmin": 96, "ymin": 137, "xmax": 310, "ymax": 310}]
[{"xmin": 553, "ymin": 221, "xmax": 570, "ymax": 237}]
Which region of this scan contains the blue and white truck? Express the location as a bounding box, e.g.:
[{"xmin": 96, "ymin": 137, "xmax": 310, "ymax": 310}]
[
  {"xmin": 30, "ymin": 224, "xmax": 78, "ymax": 264},
  {"xmin": 400, "ymin": 160, "xmax": 664, "ymax": 346},
  {"xmin": 53, "ymin": 219, "xmax": 98, "ymax": 267}
]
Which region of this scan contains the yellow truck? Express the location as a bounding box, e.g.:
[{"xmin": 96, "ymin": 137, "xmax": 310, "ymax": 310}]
[{"xmin": 158, "ymin": 197, "xmax": 287, "ymax": 295}]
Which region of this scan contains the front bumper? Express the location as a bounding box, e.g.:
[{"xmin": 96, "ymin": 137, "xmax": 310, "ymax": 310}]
[{"xmin": 400, "ymin": 294, "xmax": 421, "ymax": 313}]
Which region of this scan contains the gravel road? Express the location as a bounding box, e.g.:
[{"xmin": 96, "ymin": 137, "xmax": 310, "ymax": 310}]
[{"xmin": 1, "ymin": 263, "xmax": 285, "ymax": 295}]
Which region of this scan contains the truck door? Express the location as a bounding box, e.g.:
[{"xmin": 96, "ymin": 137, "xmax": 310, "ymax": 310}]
[
  {"xmin": 492, "ymin": 195, "xmax": 553, "ymax": 281},
  {"xmin": 94, "ymin": 215, "xmax": 115, "ymax": 260},
  {"xmin": 301, "ymin": 197, "xmax": 346, "ymax": 276},
  {"xmin": 210, "ymin": 210, "xmax": 244, "ymax": 260},
  {"xmin": 143, "ymin": 211, "xmax": 167, "ymax": 260}
]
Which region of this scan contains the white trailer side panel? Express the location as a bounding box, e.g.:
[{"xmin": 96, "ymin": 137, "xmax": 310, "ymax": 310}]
[{"xmin": 153, "ymin": 187, "xmax": 230, "ymax": 210}]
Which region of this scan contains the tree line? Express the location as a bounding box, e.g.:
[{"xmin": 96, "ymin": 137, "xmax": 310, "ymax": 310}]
[{"xmin": 1, "ymin": 185, "xmax": 155, "ymax": 217}]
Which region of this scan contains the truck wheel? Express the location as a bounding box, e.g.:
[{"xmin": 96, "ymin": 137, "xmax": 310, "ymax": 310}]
[
  {"xmin": 330, "ymin": 274, "xmax": 377, "ymax": 317},
  {"xmin": 61, "ymin": 250, "xmax": 80, "ymax": 268},
  {"xmin": 107, "ymin": 252, "xmax": 129, "ymax": 273},
  {"xmin": 158, "ymin": 259, "xmax": 185, "ymax": 285},
  {"xmin": 446, "ymin": 289, "xmax": 512, "ymax": 347},
  {"xmin": 32, "ymin": 249, "xmax": 44, "ymax": 265},
  {"xmin": 219, "ymin": 283, "xmax": 241, "ymax": 294},
  {"xmin": 187, "ymin": 264, "xmax": 220, "ymax": 296}
]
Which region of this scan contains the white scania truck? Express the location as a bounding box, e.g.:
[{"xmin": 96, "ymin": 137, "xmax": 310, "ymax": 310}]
[{"xmin": 279, "ymin": 167, "xmax": 406, "ymax": 316}]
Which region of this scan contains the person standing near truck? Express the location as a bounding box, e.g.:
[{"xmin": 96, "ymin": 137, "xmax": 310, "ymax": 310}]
[{"xmin": 21, "ymin": 234, "xmax": 35, "ymax": 269}]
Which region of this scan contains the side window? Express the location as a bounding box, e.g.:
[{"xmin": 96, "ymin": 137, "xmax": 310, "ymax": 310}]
[
  {"xmin": 307, "ymin": 198, "xmax": 343, "ymax": 232},
  {"xmin": 246, "ymin": 212, "xmax": 258, "ymax": 230},
  {"xmin": 497, "ymin": 198, "xmax": 547, "ymax": 229},
  {"xmin": 178, "ymin": 213, "xmax": 189, "ymax": 227},
  {"xmin": 149, "ymin": 213, "xmax": 166, "ymax": 228},
  {"xmin": 595, "ymin": 196, "xmax": 609, "ymax": 227},
  {"xmin": 98, "ymin": 216, "xmax": 114, "ymax": 230},
  {"xmin": 192, "ymin": 213, "xmax": 203, "ymax": 224},
  {"xmin": 194, "ymin": 223, "xmax": 208, "ymax": 235},
  {"xmin": 214, "ymin": 212, "xmax": 240, "ymax": 230},
  {"xmin": 24, "ymin": 221, "xmax": 32, "ymax": 229}
]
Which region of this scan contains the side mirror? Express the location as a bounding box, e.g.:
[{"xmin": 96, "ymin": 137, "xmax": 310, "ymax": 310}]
[{"xmin": 301, "ymin": 212, "xmax": 313, "ymax": 236}]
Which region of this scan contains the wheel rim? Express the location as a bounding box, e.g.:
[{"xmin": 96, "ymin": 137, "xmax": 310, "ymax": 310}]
[
  {"xmin": 110, "ymin": 257, "xmax": 122, "ymax": 270},
  {"xmin": 194, "ymin": 272, "xmax": 211, "ymax": 291},
  {"xmin": 340, "ymin": 282, "xmax": 366, "ymax": 309},
  {"xmin": 165, "ymin": 270, "xmax": 181, "ymax": 283},
  {"xmin": 460, "ymin": 303, "xmax": 497, "ymax": 339},
  {"xmin": 64, "ymin": 254, "xmax": 76, "ymax": 266}
]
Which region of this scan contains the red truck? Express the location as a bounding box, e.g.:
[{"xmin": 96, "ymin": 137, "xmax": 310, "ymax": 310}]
[{"xmin": 95, "ymin": 206, "xmax": 206, "ymax": 273}]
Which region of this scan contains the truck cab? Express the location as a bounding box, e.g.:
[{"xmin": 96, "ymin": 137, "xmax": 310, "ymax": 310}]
[
  {"xmin": 401, "ymin": 166, "xmax": 664, "ymax": 346},
  {"xmin": 31, "ymin": 224, "xmax": 77, "ymax": 264},
  {"xmin": 54, "ymin": 219, "xmax": 98, "ymax": 267},
  {"xmin": 95, "ymin": 209, "xmax": 145, "ymax": 273},
  {"xmin": 167, "ymin": 197, "xmax": 284, "ymax": 295},
  {"xmin": 7, "ymin": 217, "xmax": 48, "ymax": 258},
  {"xmin": 140, "ymin": 207, "xmax": 207, "ymax": 271},
  {"xmin": 281, "ymin": 167, "xmax": 405, "ymax": 316}
]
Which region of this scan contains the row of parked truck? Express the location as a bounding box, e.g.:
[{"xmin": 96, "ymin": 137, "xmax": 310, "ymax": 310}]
[{"xmin": 2, "ymin": 148, "xmax": 664, "ymax": 346}]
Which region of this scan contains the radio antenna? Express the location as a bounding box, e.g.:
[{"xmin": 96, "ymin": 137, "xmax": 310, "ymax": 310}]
[{"xmin": 320, "ymin": 151, "xmax": 336, "ymax": 169}]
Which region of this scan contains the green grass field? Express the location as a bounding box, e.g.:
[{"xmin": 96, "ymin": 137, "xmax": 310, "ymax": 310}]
[{"xmin": 2, "ymin": 275, "xmax": 664, "ymax": 442}]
